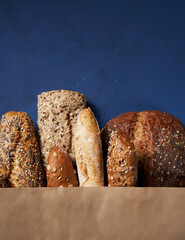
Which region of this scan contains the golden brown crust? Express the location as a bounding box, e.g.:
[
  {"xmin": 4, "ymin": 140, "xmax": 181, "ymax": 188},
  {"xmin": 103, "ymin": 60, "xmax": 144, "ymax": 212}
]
[
  {"xmin": 101, "ymin": 110, "xmax": 185, "ymax": 187},
  {"xmin": 0, "ymin": 112, "xmax": 46, "ymax": 187},
  {"xmin": 75, "ymin": 108, "xmax": 104, "ymax": 187},
  {"xmin": 107, "ymin": 130, "xmax": 137, "ymax": 186},
  {"xmin": 47, "ymin": 147, "xmax": 78, "ymax": 187},
  {"xmin": 79, "ymin": 108, "xmax": 100, "ymax": 132}
]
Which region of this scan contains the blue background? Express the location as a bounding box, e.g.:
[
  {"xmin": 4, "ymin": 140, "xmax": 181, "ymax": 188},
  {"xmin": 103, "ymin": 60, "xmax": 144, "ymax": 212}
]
[{"xmin": 0, "ymin": 0, "xmax": 185, "ymax": 129}]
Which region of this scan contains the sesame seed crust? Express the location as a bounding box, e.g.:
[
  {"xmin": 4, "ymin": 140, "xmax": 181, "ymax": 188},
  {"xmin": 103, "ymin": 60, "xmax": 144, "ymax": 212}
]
[
  {"xmin": 0, "ymin": 112, "xmax": 46, "ymax": 187},
  {"xmin": 101, "ymin": 110, "xmax": 185, "ymax": 187}
]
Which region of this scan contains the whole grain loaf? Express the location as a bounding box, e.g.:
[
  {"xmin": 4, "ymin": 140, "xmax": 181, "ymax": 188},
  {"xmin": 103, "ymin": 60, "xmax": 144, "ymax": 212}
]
[
  {"xmin": 101, "ymin": 111, "xmax": 185, "ymax": 187},
  {"xmin": 37, "ymin": 90, "xmax": 87, "ymax": 169}
]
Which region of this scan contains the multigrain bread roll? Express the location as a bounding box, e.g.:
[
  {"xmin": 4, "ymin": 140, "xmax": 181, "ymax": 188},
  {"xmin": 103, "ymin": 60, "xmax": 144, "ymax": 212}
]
[
  {"xmin": 75, "ymin": 107, "xmax": 104, "ymax": 187},
  {"xmin": 0, "ymin": 123, "xmax": 8, "ymax": 187},
  {"xmin": 107, "ymin": 130, "xmax": 137, "ymax": 187},
  {"xmin": 0, "ymin": 112, "xmax": 46, "ymax": 187},
  {"xmin": 47, "ymin": 147, "xmax": 78, "ymax": 187},
  {"xmin": 37, "ymin": 90, "xmax": 87, "ymax": 169},
  {"xmin": 101, "ymin": 110, "xmax": 185, "ymax": 187}
]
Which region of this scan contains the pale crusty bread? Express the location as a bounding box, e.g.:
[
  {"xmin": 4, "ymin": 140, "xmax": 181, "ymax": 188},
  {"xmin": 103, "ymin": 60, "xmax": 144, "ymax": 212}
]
[
  {"xmin": 75, "ymin": 107, "xmax": 104, "ymax": 187},
  {"xmin": 0, "ymin": 112, "xmax": 46, "ymax": 187},
  {"xmin": 107, "ymin": 130, "xmax": 137, "ymax": 186},
  {"xmin": 37, "ymin": 90, "xmax": 87, "ymax": 169},
  {"xmin": 47, "ymin": 146, "xmax": 78, "ymax": 187}
]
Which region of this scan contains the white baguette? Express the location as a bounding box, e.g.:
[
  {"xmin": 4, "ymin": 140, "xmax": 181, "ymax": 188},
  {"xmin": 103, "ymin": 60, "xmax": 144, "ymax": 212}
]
[{"xmin": 75, "ymin": 107, "xmax": 104, "ymax": 187}]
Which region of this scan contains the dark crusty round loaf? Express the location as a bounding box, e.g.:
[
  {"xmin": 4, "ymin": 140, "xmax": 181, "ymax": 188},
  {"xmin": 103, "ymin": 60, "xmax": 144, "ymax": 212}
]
[{"xmin": 101, "ymin": 111, "xmax": 185, "ymax": 187}]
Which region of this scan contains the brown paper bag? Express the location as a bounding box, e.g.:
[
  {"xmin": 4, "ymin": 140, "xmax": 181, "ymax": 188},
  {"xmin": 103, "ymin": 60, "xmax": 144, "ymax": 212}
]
[{"xmin": 0, "ymin": 188, "xmax": 184, "ymax": 240}]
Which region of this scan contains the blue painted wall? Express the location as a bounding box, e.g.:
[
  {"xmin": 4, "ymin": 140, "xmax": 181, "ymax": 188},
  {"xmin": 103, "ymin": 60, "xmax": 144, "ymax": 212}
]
[{"xmin": 0, "ymin": 0, "xmax": 185, "ymax": 129}]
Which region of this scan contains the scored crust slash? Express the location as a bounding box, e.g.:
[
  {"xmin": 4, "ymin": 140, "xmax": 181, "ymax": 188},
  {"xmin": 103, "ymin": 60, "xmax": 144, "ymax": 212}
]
[{"xmin": 0, "ymin": 90, "xmax": 185, "ymax": 187}]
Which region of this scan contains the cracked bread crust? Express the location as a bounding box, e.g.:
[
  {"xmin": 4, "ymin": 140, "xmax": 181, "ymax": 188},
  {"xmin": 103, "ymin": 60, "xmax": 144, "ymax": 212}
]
[
  {"xmin": 101, "ymin": 110, "xmax": 185, "ymax": 187},
  {"xmin": 0, "ymin": 112, "xmax": 46, "ymax": 187},
  {"xmin": 37, "ymin": 90, "xmax": 87, "ymax": 169}
]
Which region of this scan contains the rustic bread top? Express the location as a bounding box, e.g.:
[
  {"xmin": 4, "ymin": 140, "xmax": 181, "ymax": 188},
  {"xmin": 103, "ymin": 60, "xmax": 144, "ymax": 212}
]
[
  {"xmin": 0, "ymin": 112, "xmax": 46, "ymax": 187},
  {"xmin": 101, "ymin": 110, "xmax": 185, "ymax": 187}
]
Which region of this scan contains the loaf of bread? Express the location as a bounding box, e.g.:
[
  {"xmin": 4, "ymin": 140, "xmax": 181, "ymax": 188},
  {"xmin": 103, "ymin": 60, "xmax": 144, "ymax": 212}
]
[
  {"xmin": 0, "ymin": 122, "xmax": 8, "ymax": 187},
  {"xmin": 101, "ymin": 110, "xmax": 185, "ymax": 187},
  {"xmin": 47, "ymin": 146, "xmax": 78, "ymax": 187},
  {"xmin": 107, "ymin": 130, "xmax": 137, "ymax": 186},
  {"xmin": 37, "ymin": 90, "xmax": 87, "ymax": 169},
  {"xmin": 75, "ymin": 107, "xmax": 104, "ymax": 187},
  {"xmin": 0, "ymin": 112, "xmax": 46, "ymax": 187}
]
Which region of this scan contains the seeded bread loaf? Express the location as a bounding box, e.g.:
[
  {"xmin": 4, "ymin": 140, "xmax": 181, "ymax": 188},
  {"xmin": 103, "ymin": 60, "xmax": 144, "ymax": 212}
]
[
  {"xmin": 107, "ymin": 130, "xmax": 137, "ymax": 186},
  {"xmin": 0, "ymin": 112, "xmax": 46, "ymax": 187},
  {"xmin": 0, "ymin": 123, "xmax": 8, "ymax": 187},
  {"xmin": 47, "ymin": 146, "xmax": 78, "ymax": 187},
  {"xmin": 37, "ymin": 90, "xmax": 87, "ymax": 169},
  {"xmin": 101, "ymin": 111, "xmax": 185, "ymax": 187},
  {"xmin": 75, "ymin": 108, "xmax": 104, "ymax": 187}
]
